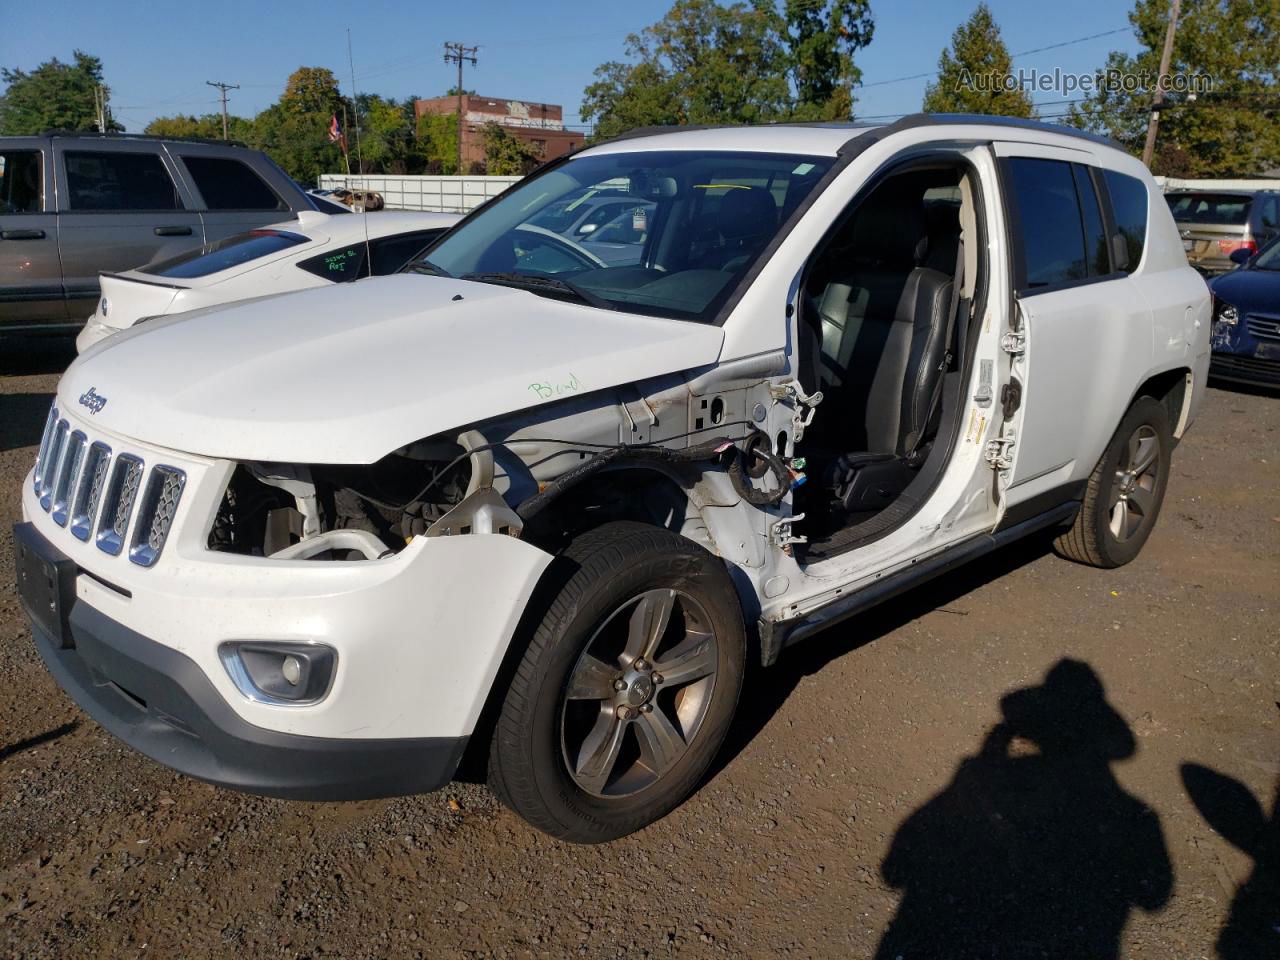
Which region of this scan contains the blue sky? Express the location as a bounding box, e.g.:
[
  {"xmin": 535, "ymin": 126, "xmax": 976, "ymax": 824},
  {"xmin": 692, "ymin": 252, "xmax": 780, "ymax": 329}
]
[{"xmin": 1, "ymin": 0, "xmax": 1142, "ymax": 132}]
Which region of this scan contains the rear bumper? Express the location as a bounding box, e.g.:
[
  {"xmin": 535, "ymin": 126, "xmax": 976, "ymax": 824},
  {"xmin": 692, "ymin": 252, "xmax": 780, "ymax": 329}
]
[{"xmin": 30, "ymin": 598, "xmax": 467, "ymax": 801}]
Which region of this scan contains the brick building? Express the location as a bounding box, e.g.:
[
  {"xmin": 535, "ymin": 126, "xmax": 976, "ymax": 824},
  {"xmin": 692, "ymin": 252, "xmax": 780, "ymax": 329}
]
[{"xmin": 413, "ymin": 94, "xmax": 585, "ymax": 172}]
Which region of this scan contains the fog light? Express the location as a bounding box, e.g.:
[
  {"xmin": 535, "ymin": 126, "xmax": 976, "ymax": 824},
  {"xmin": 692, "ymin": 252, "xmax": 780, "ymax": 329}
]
[{"xmin": 218, "ymin": 641, "xmax": 337, "ymax": 705}]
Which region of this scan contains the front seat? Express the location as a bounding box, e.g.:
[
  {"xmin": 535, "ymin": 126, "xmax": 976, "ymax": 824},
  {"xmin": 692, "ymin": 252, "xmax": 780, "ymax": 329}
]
[
  {"xmin": 823, "ymin": 196, "xmax": 961, "ymax": 513},
  {"xmin": 708, "ymin": 187, "xmax": 777, "ymax": 272}
]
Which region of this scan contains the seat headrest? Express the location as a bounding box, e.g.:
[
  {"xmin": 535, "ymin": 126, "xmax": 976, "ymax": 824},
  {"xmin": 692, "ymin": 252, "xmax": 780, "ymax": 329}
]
[
  {"xmin": 921, "ymin": 201, "xmax": 961, "ymax": 273},
  {"xmin": 717, "ymin": 187, "xmax": 777, "ymax": 242},
  {"xmin": 848, "ymin": 187, "xmax": 926, "ymax": 267}
]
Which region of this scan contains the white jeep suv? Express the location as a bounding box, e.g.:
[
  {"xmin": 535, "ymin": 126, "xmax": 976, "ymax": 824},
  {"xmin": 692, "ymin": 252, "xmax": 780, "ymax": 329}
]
[{"xmin": 15, "ymin": 115, "xmax": 1210, "ymax": 842}]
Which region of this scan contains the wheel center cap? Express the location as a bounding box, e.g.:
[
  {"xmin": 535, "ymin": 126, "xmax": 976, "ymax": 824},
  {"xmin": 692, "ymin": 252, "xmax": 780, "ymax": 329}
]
[{"xmin": 627, "ymin": 675, "xmax": 654, "ymax": 706}]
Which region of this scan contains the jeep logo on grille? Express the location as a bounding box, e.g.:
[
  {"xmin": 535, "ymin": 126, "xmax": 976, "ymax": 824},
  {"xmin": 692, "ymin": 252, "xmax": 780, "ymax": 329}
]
[{"xmin": 79, "ymin": 387, "xmax": 108, "ymax": 415}]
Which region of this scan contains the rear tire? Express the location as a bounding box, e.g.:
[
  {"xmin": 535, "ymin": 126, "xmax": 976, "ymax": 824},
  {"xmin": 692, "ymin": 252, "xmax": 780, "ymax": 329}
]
[
  {"xmin": 488, "ymin": 522, "xmax": 745, "ymax": 842},
  {"xmin": 1054, "ymin": 396, "xmax": 1172, "ymax": 568}
]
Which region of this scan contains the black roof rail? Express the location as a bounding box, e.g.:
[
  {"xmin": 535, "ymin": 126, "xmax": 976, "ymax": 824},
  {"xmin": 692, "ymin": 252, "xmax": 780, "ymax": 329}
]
[{"xmin": 37, "ymin": 130, "xmax": 249, "ymax": 148}]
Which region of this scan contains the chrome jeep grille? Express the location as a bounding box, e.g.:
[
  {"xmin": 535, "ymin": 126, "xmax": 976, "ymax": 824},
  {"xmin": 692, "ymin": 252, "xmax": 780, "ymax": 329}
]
[{"xmin": 32, "ymin": 406, "xmax": 186, "ymax": 567}]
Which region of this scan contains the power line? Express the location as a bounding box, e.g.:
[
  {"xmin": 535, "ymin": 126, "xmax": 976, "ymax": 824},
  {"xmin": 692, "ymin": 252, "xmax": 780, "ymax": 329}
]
[
  {"xmin": 859, "ymin": 26, "xmax": 1132, "ymax": 90},
  {"xmin": 205, "ymin": 80, "xmax": 240, "ymax": 140}
]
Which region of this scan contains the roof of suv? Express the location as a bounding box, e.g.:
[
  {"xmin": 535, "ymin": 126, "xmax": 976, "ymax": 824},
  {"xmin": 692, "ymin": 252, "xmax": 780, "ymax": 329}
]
[{"xmin": 582, "ymin": 113, "xmax": 1122, "ymax": 158}]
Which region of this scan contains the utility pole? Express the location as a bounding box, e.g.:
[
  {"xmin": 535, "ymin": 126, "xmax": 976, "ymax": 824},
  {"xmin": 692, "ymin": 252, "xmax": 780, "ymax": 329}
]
[
  {"xmin": 443, "ymin": 42, "xmax": 478, "ymax": 174},
  {"xmin": 1142, "ymin": 0, "xmax": 1181, "ymax": 168},
  {"xmin": 206, "ymin": 80, "xmax": 240, "ymax": 140},
  {"xmin": 94, "ymin": 85, "xmax": 106, "ymax": 132}
]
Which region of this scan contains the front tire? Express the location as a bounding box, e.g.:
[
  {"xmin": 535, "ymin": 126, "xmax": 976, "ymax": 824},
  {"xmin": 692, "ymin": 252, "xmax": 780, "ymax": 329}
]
[
  {"xmin": 488, "ymin": 522, "xmax": 746, "ymax": 842},
  {"xmin": 1054, "ymin": 396, "xmax": 1172, "ymax": 568}
]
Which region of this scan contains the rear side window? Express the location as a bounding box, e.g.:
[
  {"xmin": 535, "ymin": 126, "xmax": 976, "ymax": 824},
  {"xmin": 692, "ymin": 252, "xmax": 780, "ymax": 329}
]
[
  {"xmin": 1102, "ymin": 171, "xmax": 1148, "ymax": 274},
  {"xmin": 297, "ymin": 245, "xmax": 366, "ymax": 282},
  {"xmin": 1166, "ymin": 193, "xmax": 1251, "ymax": 225},
  {"xmin": 141, "ymin": 229, "xmax": 309, "ymax": 278},
  {"xmin": 64, "ymin": 151, "xmax": 180, "ymax": 210},
  {"xmin": 0, "ymin": 151, "xmax": 43, "ymax": 213},
  {"xmin": 368, "ymin": 230, "xmax": 443, "ymax": 275},
  {"xmin": 181, "ymin": 156, "xmax": 284, "ymax": 211},
  {"xmin": 1072, "ymin": 166, "xmax": 1111, "ymax": 277},
  {"xmin": 1006, "ymin": 157, "xmax": 1088, "ymax": 289}
]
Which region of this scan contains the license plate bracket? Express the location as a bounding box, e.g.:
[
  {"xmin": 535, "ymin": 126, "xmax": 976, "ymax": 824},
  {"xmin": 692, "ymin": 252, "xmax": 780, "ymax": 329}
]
[{"xmin": 13, "ymin": 522, "xmax": 77, "ymax": 648}]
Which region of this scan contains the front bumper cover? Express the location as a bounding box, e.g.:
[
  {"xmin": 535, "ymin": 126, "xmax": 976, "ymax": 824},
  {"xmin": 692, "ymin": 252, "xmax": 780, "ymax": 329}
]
[{"xmin": 20, "ymin": 524, "xmax": 467, "ymax": 800}]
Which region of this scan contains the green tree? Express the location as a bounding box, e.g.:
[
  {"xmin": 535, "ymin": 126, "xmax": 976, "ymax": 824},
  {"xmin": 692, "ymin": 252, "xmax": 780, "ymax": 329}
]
[
  {"xmin": 481, "ymin": 122, "xmax": 540, "ymax": 175},
  {"xmin": 144, "ymin": 113, "xmax": 253, "ymax": 141},
  {"xmin": 582, "ymin": 0, "xmax": 794, "ymax": 139},
  {"xmin": 784, "ymin": 0, "xmax": 875, "ymax": 121},
  {"xmin": 416, "ymin": 111, "xmax": 460, "ymax": 174},
  {"xmin": 1068, "ymin": 0, "xmax": 1280, "ymax": 177},
  {"xmin": 922, "ymin": 4, "xmax": 1034, "ymax": 118},
  {"xmin": 281, "ymin": 66, "xmax": 344, "ymax": 115},
  {"xmin": 0, "ymin": 51, "xmax": 121, "ymax": 134}
]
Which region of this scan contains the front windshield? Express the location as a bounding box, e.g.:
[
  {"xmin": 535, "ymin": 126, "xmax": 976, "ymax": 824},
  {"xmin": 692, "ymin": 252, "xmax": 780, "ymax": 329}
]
[
  {"xmin": 1253, "ymin": 235, "xmax": 1280, "ymax": 270},
  {"xmin": 411, "ymin": 150, "xmax": 835, "ymax": 322}
]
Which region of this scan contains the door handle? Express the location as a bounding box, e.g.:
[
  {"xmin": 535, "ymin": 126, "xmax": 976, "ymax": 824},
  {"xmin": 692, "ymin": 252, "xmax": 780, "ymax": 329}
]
[
  {"xmin": 154, "ymin": 225, "xmax": 193, "ymax": 236},
  {"xmin": 1, "ymin": 229, "xmax": 46, "ymax": 240}
]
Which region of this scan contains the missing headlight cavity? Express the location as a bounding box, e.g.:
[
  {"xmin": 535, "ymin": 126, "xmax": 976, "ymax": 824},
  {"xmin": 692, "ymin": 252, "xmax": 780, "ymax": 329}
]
[{"xmin": 208, "ymin": 440, "xmax": 472, "ymax": 559}]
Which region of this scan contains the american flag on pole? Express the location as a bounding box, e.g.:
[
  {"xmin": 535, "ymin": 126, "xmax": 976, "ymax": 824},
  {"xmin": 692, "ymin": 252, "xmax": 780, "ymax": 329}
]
[{"xmin": 328, "ymin": 113, "xmax": 348, "ymax": 153}]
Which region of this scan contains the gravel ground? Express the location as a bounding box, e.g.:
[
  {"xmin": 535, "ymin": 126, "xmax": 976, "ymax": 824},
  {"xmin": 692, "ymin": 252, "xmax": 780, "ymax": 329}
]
[{"xmin": 1, "ymin": 334, "xmax": 1277, "ymax": 959}]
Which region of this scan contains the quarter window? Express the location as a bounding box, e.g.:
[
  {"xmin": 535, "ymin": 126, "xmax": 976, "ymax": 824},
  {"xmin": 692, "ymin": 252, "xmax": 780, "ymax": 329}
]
[
  {"xmin": 1102, "ymin": 170, "xmax": 1148, "ymax": 274},
  {"xmin": 64, "ymin": 151, "xmax": 180, "ymax": 210},
  {"xmin": 368, "ymin": 230, "xmax": 443, "ymax": 275},
  {"xmin": 180, "ymin": 156, "xmax": 284, "ymax": 211},
  {"xmin": 0, "ymin": 151, "xmax": 43, "ymax": 213},
  {"xmin": 1007, "ymin": 157, "xmax": 1089, "ymax": 289},
  {"xmin": 298, "ymin": 245, "xmax": 365, "ymax": 282}
]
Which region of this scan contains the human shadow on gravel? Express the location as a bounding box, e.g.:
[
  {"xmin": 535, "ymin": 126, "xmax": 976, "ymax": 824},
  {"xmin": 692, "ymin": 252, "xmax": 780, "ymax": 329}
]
[
  {"xmin": 0, "ymin": 392, "xmax": 56, "ymax": 452},
  {"xmin": 0, "ymin": 720, "xmax": 78, "ymax": 762},
  {"xmin": 872, "ymin": 659, "xmax": 1173, "ymax": 960},
  {"xmin": 1182, "ymin": 761, "xmax": 1280, "ymax": 959}
]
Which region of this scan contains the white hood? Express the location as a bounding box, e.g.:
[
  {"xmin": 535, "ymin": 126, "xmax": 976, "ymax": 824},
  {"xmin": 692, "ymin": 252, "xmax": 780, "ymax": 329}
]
[{"xmin": 59, "ymin": 274, "xmax": 723, "ymax": 463}]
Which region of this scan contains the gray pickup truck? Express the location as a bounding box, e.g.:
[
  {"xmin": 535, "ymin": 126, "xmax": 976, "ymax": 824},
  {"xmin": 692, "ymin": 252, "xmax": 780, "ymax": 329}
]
[{"xmin": 0, "ymin": 133, "xmax": 317, "ymax": 331}]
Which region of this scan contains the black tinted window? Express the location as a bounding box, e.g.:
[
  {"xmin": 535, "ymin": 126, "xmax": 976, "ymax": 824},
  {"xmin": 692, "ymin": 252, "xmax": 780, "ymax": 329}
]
[
  {"xmin": 1102, "ymin": 171, "xmax": 1148, "ymax": 274},
  {"xmin": 1007, "ymin": 157, "xmax": 1087, "ymax": 289},
  {"xmin": 181, "ymin": 156, "xmax": 284, "ymax": 211},
  {"xmin": 64, "ymin": 151, "xmax": 180, "ymax": 210},
  {"xmin": 369, "ymin": 230, "xmax": 442, "ymax": 275},
  {"xmin": 297, "ymin": 245, "xmax": 365, "ymax": 282},
  {"xmin": 141, "ymin": 229, "xmax": 308, "ymax": 278},
  {"xmin": 1073, "ymin": 166, "xmax": 1110, "ymax": 276},
  {"xmin": 0, "ymin": 151, "xmax": 42, "ymax": 213},
  {"xmin": 1166, "ymin": 192, "xmax": 1251, "ymax": 225}
]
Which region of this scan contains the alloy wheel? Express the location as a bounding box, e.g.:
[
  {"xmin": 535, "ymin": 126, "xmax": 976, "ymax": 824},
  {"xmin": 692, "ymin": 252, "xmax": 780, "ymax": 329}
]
[{"xmin": 560, "ymin": 588, "xmax": 719, "ymax": 798}]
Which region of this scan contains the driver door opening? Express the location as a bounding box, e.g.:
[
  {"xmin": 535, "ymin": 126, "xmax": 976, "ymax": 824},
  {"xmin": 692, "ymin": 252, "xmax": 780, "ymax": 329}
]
[{"xmin": 791, "ymin": 155, "xmax": 985, "ymax": 562}]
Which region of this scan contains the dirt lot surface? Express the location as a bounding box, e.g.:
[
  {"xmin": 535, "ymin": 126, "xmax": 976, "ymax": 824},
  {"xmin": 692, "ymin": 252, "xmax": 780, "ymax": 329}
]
[{"xmin": 1, "ymin": 335, "xmax": 1277, "ymax": 959}]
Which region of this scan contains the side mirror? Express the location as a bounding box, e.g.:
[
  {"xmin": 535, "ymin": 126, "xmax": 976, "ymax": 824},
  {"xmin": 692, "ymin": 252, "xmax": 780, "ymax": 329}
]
[
  {"xmin": 1229, "ymin": 248, "xmax": 1252, "ymax": 266},
  {"xmin": 577, "ymin": 223, "xmax": 597, "ymax": 234}
]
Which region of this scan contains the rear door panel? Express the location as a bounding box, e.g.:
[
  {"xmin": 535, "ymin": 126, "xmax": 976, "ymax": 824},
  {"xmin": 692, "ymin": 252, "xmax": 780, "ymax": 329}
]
[{"xmin": 52, "ymin": 139, "xmax": 205, "ymax": 315}]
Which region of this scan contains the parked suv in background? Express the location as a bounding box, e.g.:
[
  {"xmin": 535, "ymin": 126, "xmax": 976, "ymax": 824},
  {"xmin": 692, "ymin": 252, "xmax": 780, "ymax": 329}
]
[
  {"xmin": 1167, "ymin": 188, "xmax": 1280, "ymax": 275},
  {"xmin": 0, "ymin": 133, "xmax": 317, "ymax": 331},
  {"xmin": 15, "ymin": 116, "xmax": 1209, "ymax": 842}
]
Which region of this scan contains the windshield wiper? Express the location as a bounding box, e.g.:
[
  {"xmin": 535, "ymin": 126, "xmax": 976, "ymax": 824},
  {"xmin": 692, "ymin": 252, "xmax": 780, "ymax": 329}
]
[
  {"xmin": 460, "ymin": 272, "xmax": 614, "ymax": 310},
  {"xmin": 403, "ymin": 259, "xmax": 452, "ymax": 277}
]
